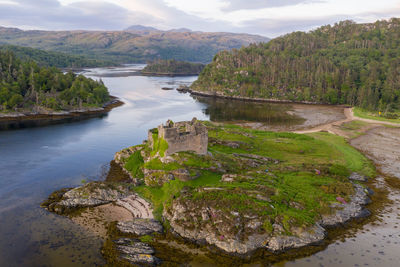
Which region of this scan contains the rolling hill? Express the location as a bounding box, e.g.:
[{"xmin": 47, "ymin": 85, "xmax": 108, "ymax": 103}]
[{"xmin": 0, "ymin": 26, "xmax": 269, "ymax": 63}]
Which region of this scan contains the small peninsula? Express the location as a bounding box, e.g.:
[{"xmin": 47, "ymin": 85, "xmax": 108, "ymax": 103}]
[
  {"xmin": 141, "ymin": 59, "xmax": 205, "ymax": 76},
  {"xmin": 0, "ymin": 50, "xmax": 120, "ymax": 122},
  {"xmin": 43, "ymin": 118, "xmax": 374, "ymax": 266}
]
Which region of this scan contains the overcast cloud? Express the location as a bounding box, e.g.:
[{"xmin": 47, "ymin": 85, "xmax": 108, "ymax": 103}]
[{"xmin": 0, "ymin": 0, "xmax": 399, "ymax": 37}]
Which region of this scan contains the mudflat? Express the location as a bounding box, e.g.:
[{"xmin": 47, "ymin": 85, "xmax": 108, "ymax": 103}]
[{"xmin": 351, "ymin": 127, "xmax": 400, "ymax": 179}]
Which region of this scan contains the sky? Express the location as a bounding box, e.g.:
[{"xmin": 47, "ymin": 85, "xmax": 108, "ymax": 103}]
[{"xmin": 0, "ymin": 0, "xmax": 399, "ymax": 37}]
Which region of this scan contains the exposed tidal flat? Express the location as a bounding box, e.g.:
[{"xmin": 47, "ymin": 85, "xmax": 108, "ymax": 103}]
[{"xmin": 1, "ymin": 65, "xmax": 399, "ymax": 266}]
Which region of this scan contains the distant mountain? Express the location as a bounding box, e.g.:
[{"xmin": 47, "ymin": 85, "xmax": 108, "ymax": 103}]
[
  {"xmin": 125, "ymin": 25, "xmax": 193, "ymax": 33},
  {"xmin": 168, "ymin": 28, "xmax": 192, "ymax": 33},
  {"xmin": 125, "ymin": 25, "xmax": 160, "ymax": 34},
  {"xmin": 0, "ymin": 26, "xmax": 269, "ymax": 63}
]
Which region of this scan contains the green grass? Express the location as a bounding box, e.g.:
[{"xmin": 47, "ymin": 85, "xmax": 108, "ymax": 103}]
[
  {"xmin": 309, "ymin": 132, "xmax": 376, "ymax": 178},
  {"xmin": 354, "ymin": 107, "xmax": 400, "ymax": 124},
  {"xmin": 124, "ymin": 151, "xmax": 144, "ymax": 178},
  {"xmin": 144, "ymin": 158, "xmax": 182, "ymax": 171},
  {"xmin": 150, "ymin": 133, "xmax": 169, "ymax": 158}
]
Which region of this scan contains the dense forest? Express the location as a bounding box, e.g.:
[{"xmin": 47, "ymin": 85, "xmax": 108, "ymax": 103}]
[
  {"xmin": 0, "ymin": 50, "xmax": 110, "ymax": 112},
  {"xmin": 192, "ymin": 19, "xmax": 400, "ymax": 112},
  {"xmin": 142, "ymin": 59, "xmax": 205, "ymax": 75},
  {"xmin": 0, "ymin": 45, "xmax": 114, "ymax": 68}
]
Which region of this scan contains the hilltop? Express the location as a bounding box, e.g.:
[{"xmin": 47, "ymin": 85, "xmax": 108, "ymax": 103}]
[
  {"xmin": 192, "ymin": 18, "xmax": 400, "ymax": 113},
  {"xmin": 0, "ymin": 26, "xmax": 269, "ymax": 63}
]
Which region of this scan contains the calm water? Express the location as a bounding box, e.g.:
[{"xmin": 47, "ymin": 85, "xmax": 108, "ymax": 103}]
[{"xmin": 0, "ymin": 65, "xmax": 397, "ymax": 266}]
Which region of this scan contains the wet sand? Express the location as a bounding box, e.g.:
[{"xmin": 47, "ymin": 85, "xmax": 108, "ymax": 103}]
[
  {"xmin": 241, "ymin": 104, "xmax": 346, "ymax": 132},
  {"xmin": 71, "ymin": 204, "xmax": 134, "ymax": 238},
  {"xmin": 351, "ymin": 127, "xmax": 400, "ymax": 178}
]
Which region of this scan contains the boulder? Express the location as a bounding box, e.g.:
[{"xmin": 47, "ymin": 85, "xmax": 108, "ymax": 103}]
[
  {"xmin": 114, "ymin": 238, "xmax": 161, "ymax": 266},
  {"xmin": 117, "ymin": 218, "xmax": 163, "ymax": 236},
  {"xmin": 144, "ymin": 169, "xmax": 174, "ymax": 186},
  {"xmin": 44, "ymin": 182, "xmax": 132, "ymax": 214},
  {"xmin": 171, "ymin": 168, "xmax": 191, "ymax": 181},
  {"xmin": 349, "ymin": 172, "xmax": 368, "ymax": 182},
  {"xmin": 320, "ymin": 183, "xmax": 371, "ymax": 226}
]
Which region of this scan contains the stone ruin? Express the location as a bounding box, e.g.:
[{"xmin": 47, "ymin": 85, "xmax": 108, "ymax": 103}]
[{"xmin": 148, "ymin": 118, "xmax": 208, "ymax": 157}]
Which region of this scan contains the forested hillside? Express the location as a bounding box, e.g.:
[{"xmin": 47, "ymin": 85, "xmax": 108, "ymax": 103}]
[
  {"xmin": 192, "ymin": 19, "xmax": 400, "ymax": 112},
  {"xmin": 0, "ymin": 27, "xmax": 269, "ymax": 63},
  {"xmin": 142, "ymin": 59, "xmax": 204, "ymax": 75},
  {"xmin": 0, "ymin": 50, "xmax": 110, "ymax": 112},
  {"xmin": 0, "ymin": 45, "xmax": 115, "ymax": 68}
]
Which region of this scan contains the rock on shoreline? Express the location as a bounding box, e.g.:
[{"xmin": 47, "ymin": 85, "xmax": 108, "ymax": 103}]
[
  {"xmin": 114, "ymin": 238, "xmax": 161, "ymax": 266},
  {"xmin": 41, "ymin": 182, "xmax": 150, "ymax": 215}
]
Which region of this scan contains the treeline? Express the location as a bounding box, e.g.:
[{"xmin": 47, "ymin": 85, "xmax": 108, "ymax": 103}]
[
  {"xmin": 0, "ymin": 45, "xmax": 115, "ymax": 68},
  {"xmin": 0, "ymin": 50, "xmax": 110, "ymax": 112},
  {"xmin": 192, "ymin": 19, "xmax": 400, "ymax": 112},
  {"xmin": 142, "ymin": 59, "xmax": 205, "ymax": 75}
]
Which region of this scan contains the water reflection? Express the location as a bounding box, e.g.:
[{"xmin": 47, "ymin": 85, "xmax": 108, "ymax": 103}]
[{"xmin": 194, "ymin": 96, "xmax": 304, "ymax": 125}]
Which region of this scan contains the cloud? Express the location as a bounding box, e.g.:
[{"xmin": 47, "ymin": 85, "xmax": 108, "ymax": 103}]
[
  {"xmin": 0, "ymin": 0, "xmax": 399, "ymax": 38},
  {"xmin": 0, "ymin": 0, "xmax": 158, "ymax": 30},
  {"xmin": 222, "ymin": 0, "xmax": 326, "ymax": 11}
]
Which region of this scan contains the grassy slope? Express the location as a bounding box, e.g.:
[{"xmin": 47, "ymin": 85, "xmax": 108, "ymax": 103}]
[
  {"xmin": 354, "ymin": 107, "xmax": 400, "ymax": 124},
  {"xmin": 124, "ymin": 122, "xmax": 375, "ymax": 229}
]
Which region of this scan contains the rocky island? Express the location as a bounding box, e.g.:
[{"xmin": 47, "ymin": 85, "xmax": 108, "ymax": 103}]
[{"xmin": 43, "ymin": 118, "xmax": 374, "ymax": 265}]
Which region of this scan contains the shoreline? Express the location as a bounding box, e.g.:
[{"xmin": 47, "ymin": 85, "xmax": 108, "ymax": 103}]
[
  {"xmin": 140, "ymin": 72, "xmax": 200, "ymax": 77},
  {"xmin": 187, "ymin": 88, "xmax": 351, "ymax": 107},
  {"xmin": 0, "ymin": 96, "xmax": 124, "ymax": 123}
]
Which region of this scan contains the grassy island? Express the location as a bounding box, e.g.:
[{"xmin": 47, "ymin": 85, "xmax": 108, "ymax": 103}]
[
  {"xmin": 43, "ymin": 120, "xmax": 375, "ymax": 265},
  {"xmin": 123, "ymin": 122, "xmax": 373, "ymax": 221},
  {"xmin": 109, "ymin": 120, "xmax": 374, "ymax": 259},
  {"xmin": 141, "ymin": 59, "xmax": 205, "ymax": 76},
  {"xmin": 0, "ymin": 50, "xmax": 111, "ymax": 113}
]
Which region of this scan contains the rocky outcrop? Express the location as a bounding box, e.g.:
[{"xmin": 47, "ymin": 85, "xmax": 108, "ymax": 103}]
[
  {"xmin": 43, "ymin": 182, "xmax": 133, "ymax": 214},
  {"xmin": 114, "ymin": 238, "xmax": 161, "ymax": 266},
  {"xmin": 144, "ymin": 168, "xmax": 192, "ymax": 186},
  {"xmin": 114, "ymin": 146, "xmax": 145, "ymax": 185},
  {"xmin": 265, "ymin": 224, "xmax": 326, "ymax": 252},
  {"xmin": 116, "ymin": 195, "xmax": 154, "ymax": 219},
  {"xmin": 320, "ymin": 183, "xmax": 371, "ymax": 226},
  {"xmin": 163, "ymin": 182, "xmax": 371, "ymax": 255},
  {"xmin": 117, "ymin": 219, "xmax": 163, "ymax": 235}
]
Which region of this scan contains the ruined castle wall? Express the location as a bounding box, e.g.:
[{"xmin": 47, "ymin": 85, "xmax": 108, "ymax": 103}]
[
  {"xmin": 149, "ymin": 119, "xmax": 208, "ymax": 157},
  {"xmin": 165, "ymin": 131, "xmax": 208, "ymax": 156}
]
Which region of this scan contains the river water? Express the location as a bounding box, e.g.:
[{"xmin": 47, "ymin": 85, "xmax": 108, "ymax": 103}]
[{"xmin": 0, "ymin": 65, "xmax": 397, "ymax": 266}]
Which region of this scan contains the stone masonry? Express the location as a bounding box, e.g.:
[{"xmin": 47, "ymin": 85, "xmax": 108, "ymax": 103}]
[{"xmin": 148, "ymin": 118, "xmax": 208, "ymax": 157}]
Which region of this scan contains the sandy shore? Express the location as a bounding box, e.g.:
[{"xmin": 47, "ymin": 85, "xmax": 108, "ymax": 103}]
[{"xmin": 71, "ymin": 204, "xmax": 134, "ymax": 238}]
